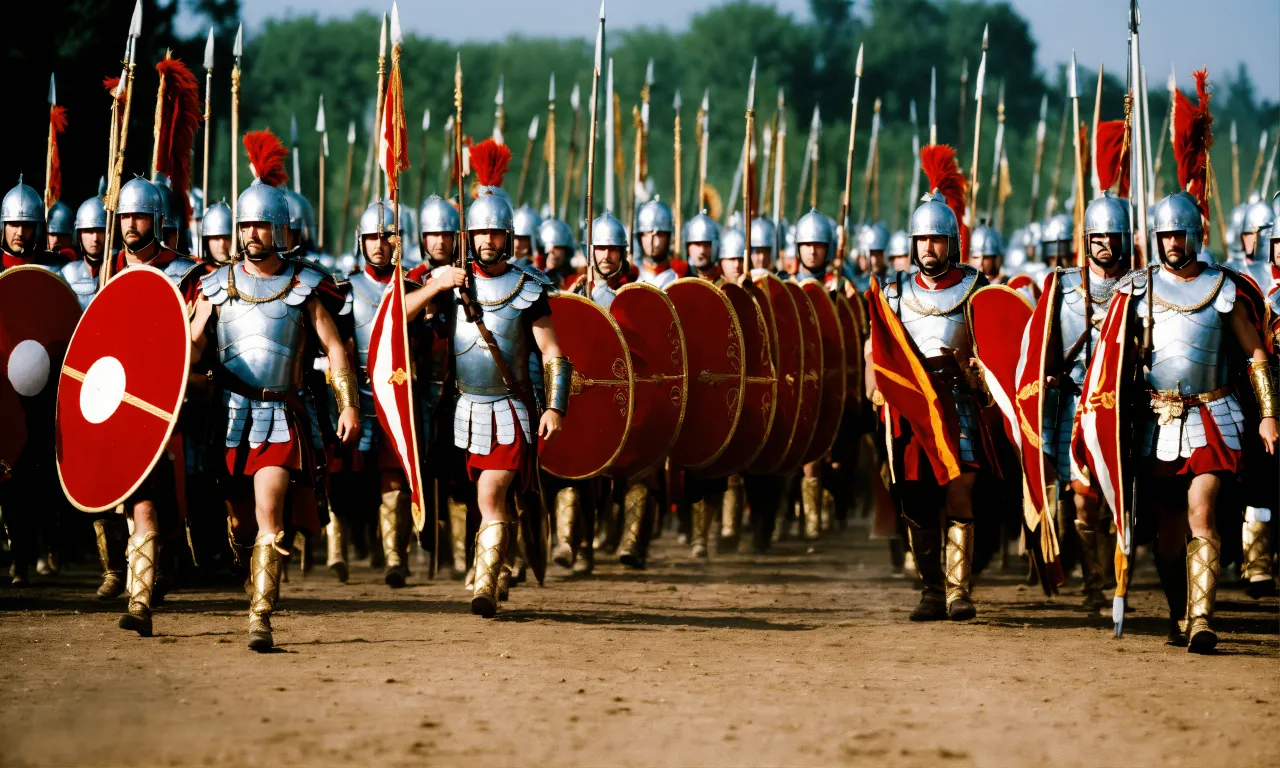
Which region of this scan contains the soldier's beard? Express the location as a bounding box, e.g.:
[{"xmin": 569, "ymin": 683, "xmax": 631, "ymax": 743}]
[
  {"xmin": 1089, "ymin": 249, "xmax": 1119, "ymax": 272},
  {"xmin": 1161, "ymin": 246, "xmax": 1192, "ymax": 271},
  {"xmin": 917, "ymin": 254, "xmax": 950, "ymax": 278},
  {"xmin": 124, "ymin": 229, "xmax": 156, "ymax": 253},
  {"xmin": 476, "ymin": 247, "xmax": 505, "ymax": 266},
  {"xmin": 244, "ymin": 240, "xmax": 275, "ymax": 262}
]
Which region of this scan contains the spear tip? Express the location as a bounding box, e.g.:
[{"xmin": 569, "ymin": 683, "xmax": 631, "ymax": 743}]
[
  {"xmin": 645, "ymin": 58, "xmax": 654, "ymax": 86},
  {"xmin": 599, "ymin": 0, "xmax": 605, "ymax": 20},
  {"xmin": 1067, "ymin": 49, "xmax": 1078, "ymax": 98},
  {"xmin": 571, "ymin": 82, "xmax": 581, "ymax": 110},
  {"xmin": 909, "ymin": 98, "xmax": 917, "ymax": 124},
  {"xmin": 290, "ymin": 114, "xmax": 298, "ymax": 144},
  {"xmin": 495, "ymin": 74, "xmax": 504, "ymax": 105},
  {"xmin": 390, "ymin": 1, "xmax": 402, "ymax": 48},
  {"xmin": 701, "ymin": 88, "xmax": 709, "ymax": 110},
  {"xmin": 873, "ymin": 96, "xmax": 881, "ymax": 112},
  {"xmin": 347, "ymin": 121, "xmax": 356, "ymax": 144},
  {"xmin": 129, "ymin": 0, "xmax": 142, "ymax": 38},
  {"xmin": 379, "ymin": 12, "xmax": 388, "ymax": 57},
  {"xmin": 982, "ymin": 23, "xmax": 989, "ymax": 51},
  {"xmin": 48, "ymin": 73, "xmax": 56, "ymax": 105},
  {"xmin": 234, "ymin": 23, "xmax": 243, "ymax": 58},
  {"xmin": 855, "ymin": 43, "xmax": 864, "ymax": 77},
  {"xmin": 203, "ymin": 26, "xmax": 215, "ymax": 70},
  {"xmin": 548, "ymin": 72, "xmax": 556, "ymax": 102},
  {"xmin": 528, "ymin": 114, "xmax": 539, "ymax": 140},
  {"xmin": 673, "ymin": 88, "xmax": 682, "ymax": 110},
  {"xmin": 422, "ymin": 108, "xmax": 430, "ymax": 132},
  {"xmin": 316, "ymin": 94, "xmax": 327, "ymax": 132}
]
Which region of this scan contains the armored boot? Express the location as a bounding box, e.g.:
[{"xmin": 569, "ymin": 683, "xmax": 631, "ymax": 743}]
[
  {"xmin": 118, "ymin": 532, "xmax": 158, "ymax": 636},
  {"xmin": 471, "ymin": 521, "xmax": 513, "ymax": 618},
  {"xmin": 720, "ymin": 475, "xmax": 744, "ymax": 551},
  {"xmin": 944, "ymin": 519, "xmax": 977, "ymax": 621},
  {"xmin": 1154, "ymin": 544, "xmax": 1189, "ymax": 647},
  {"xmin": 448, "ymin": 498, "xmax": 470, "ymax": 576},
  {"xmin": 617, "ymin": 483, "xmax": 650, "ymax": 569},
  {"xmin": 821, "ymin": 488, "xmax": 836, "ymax": 533},
  {"xmin": 690, "ymin": 497, "xmax": 712, "ymax": 559},
  {"xmin": 1074, "ymin": 519, "xmax": 1108, "ymax": 613},
  {"xmin": 326, "ymin": 517, "xmax": 349, "ymax": 583},
  {"xmin": 380, "ymin": 488, "xmax": 411, "ymax": 588},
  {"xmin": 1241, "ymin": 513, "xmax": 1277, "ymax": 598},
  {"xmin": 553, "ymin": 488, "xmax": 579, "ymax": 569},
  {"xmin": 497, "ymin": 534, "xmax": 515, "ymax": 602},
  {"xmin": 248, "ymin": 531, "xmax": 288, "ymax": 652},
  {"xmin": 94, "ymin": 516, "xmax": 128, "ymax": 600},
  {"xmin": 1186, "ymin": 536, "xmax": 1221, "ymax": 654},
  {"xmin": 801, "ymin": 477, "xmax": 822, "ymax": 541},
  {"xmin": 906, "ymin": 522, "xmax": 947, "ymax": 621}
]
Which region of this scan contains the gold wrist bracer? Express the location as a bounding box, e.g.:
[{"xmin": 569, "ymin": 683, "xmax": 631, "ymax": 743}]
[
  {"xmin": 1249, "ymin": 360, "xmax": 1277, "ymax": 419},
  {"xmin": 331, "ymin": 367, "xmax": 360, "ymax": 412}
]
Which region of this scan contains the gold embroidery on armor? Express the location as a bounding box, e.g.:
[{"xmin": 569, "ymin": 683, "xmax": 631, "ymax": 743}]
[
  {"xmin": 1150, "ymin": 270, "xmax": 1224, "ymax": 313},
  {"xmin": 474, "ymin": 273, "xmax": 527, "ymax": 306}
]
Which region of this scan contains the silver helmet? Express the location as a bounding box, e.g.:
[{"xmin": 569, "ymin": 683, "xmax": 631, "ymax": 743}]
[
  {"xmin": 968, "ymin": 224, "xmax": 1004, "ymax": 258},
  {"xmin": 1227, "ymin": 202, "xmax": 1248, "ymax": 253},
  {"xmin": 513, "ymin": 204, "xmax": 541, "ymax": 239},
  {"xmin": 1150, "ymin": 191, "xmax": 1203, "ymax": 261},
  {"xmin": 887, "ymin": 229, "xmax": 911, "ymax": 259},
  {"xmin": 748, "ymin": 216, "xmax": 776, "ymax": 251},
  {"xmin": 856, "ymin": 221, "xmax": 890, "ymax": 254},
  {"xmin": 189, "ymin": 188, "xmax": 205, "ymax": 220},
  {"xmin": 720, "ymin": 227, "xmax": 746, "ymax": 262},
  {"xmin": 538, "ymin": 217, "xmax": 575, "ymax": 255},
  {"xmin": 284, "ymin": 189, "xmax": 306, "ymax": 234},
  {"xmin": 1039, "ymin": 213, "xmax": 1073, "ymax": 260},
  {"xmin": 74, "ymin": 196, "xmax": 107, "ymax": 231},
  {"xmin": 467, "ymin": 192, "xmax": 514, "ymax": 263},
  {"xmin": 636, "ymin": 198, "xmax": 675, "ymax": 234},
  {"xmin": 1242, "ymin": 197, "xmax": 1276, "ymax": 248},
  {"xmin": 1083, "ymin": 195, "xmax": 1132, "ymax": 262},
  {"xmin": 2, "ymin": 179, "xmax": 46, "ymax": 246},
  {"xmin": 235, "ymin": 179, "xmax": 290, "ymax": 250},
  {"xmin": 420, "ymin": 195, "xmax": 460, "ymax": 234},
  {"xmin": 46, "ymin": 200, "xmax": 74, "ymax": 235},
  {"xmin": 358, "ymin": 200, "xmax": 399, "ymax": 237},
  {"xmin": 591, "ymin": 211, "xmax": 629, "ymax": 249},
  {"xmin": 117, "ymin": 176, "xmax": 166, "ymax": 232},
  {"xmin": 202, "ymin": 201, "xmax": 232, "ymax": 238},
  {"xmin": 794, "ymin": 209, "xmax": 834, "ymax": 246},
  {"xmin": 908, "ymin": 191, "xmax": 960, "ymax": 262},
  {"xmin": 684, "ymin": 211, "xmax": 722, "ymax": 264},
  {"xmin": 1004, "ymin": 228, "xmax": 1028, "ymax": 269}
]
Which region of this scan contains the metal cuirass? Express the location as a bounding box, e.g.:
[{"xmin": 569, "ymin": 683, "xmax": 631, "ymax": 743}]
[
  {"xmin": 202, "ymin": 261, "xmax": 323, "ymax": 447},
  {"xmin": 1138, "ymin": 265, "xmax": 1234, "ymax": 395},
  {"xmin": 639, "ymin": 265, "xmax": 678, "ymax": 289},
  {"xmin": 885, "ymin": 266, "xmax": 982, "ymax": 359},
  {"xmin": 1056, "ymin": 268, "xmax": 1120, "ymax": 388},
  {"xmin": 59, "ymin": 260, "xmax": 99, "ymax": 310},
  {"xmin": 338, "ymin": 269, "xmax": 393, "ymax": 451},
  {"xmin": 161, "ymin": 255, "xmax": 202, "ymax": 289}
]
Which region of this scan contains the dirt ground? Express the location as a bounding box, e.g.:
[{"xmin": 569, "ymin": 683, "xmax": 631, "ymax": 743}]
[{"xmin": 0, "ymin": 524, "xmax": 1276, "ymax": 768}]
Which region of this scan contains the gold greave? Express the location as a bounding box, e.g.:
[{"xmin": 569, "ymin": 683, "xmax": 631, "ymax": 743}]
[
  {"xmin": 821, "ymin": 488, "xmax": 835, "ymax": 533},
  {"xmin": 801, "ymin": 477, "xmax": 822, "ymax": 540},
  {"xmin": 448, "ymin": 498, "xmax": 469, "ymax": 573},
  {"xmin": 1186, "ymin": 536, "xmax": 1220, "ymax": 647},
  {"xmin": 380, "ymin": 488, "xmax": 410, "ymax": 569},
  {"xmin": 691, "ymin": 500, "xmax": 709, "ymax": 553},
  {"xmin": 125, "ymin": 532, "xmax": 158, "ymax": 617},
  {"xmin": 472, "ymin": 521, "xmax": 512, "ymax": 615},
  {"xmin": 1241, "ymin": 520, "xmax": 1274, "ymax": 581},
  {"xmin": 249, "ymin": 531, "xmax": 288, "ymax": 638},
  {"xmin": 721, "ymin": 477, "xmax": 744, "ymax": 539},
  {"xmin": 1074, "ymin": 519, "xmax": 1105, "ymax": 595},
  {"xmin": 554, "ymin": 488, "xmax": 579, "ymax": 567},
  {"xmin": 944, "ymin": 519, "xmax": 975, "ymax": 609},
  {"xmin": 618, "ymin": 483, "xmax": 649, "ymax": 556},
  {"xmin": 325, "ymin": 517, "xmax": 347, "ymax": 568}
]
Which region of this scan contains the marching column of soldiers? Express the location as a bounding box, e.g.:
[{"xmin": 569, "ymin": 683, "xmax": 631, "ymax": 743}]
[{"xmin": 1, "ymin": 1, "xmax": 1276, "ymax": 656}]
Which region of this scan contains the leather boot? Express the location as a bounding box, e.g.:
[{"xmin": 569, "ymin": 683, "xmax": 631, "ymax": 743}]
[
  {"xmin": 800, "ymin": 477, "xmax": 822, "ymax": 540},
  {"xmin": 1074, "ymin": 519, "xmax": 1108, "ymax": 613},
  {"xmin": 471, "ymin": 521, "xmax": 512, "ymax": 618},
  {"xmin": 1154, "ymin": 544, "xmax": 1188, "ymax": 647},
  {"xmin": 448, "ymin": 498, "xmax": 469, "ymax": 576},
  {"xmin": 617, "ymin": 482, "xmax": 650, "ymax": 569},
  {"xmin": 94, "ymin": 516, "xmax": 127, "ymax": 600},
  {"xmin": 380, "ymin": 488, "xmax": 411, "ymax": 588},
  {"xmin": 944, "ymin": 519, "xmax": 977, "ymax": 621},
  {"xmin": 1186, "ymin": 536, "xmax": 1220, "ymax": 654},
  {"xmin": 1241, "ymin": 514, "xmax": 1277, "ymax": 598},
  {"xmin": 906, "ymin": 522, "xmax": 947, "ymax": 621},
  {"xmin": 248, "ymin": 531, "xmax": 287, "ymax": 652},
  {"xmin": 690, "ymin": 497, "xmax": 711, "ymax": 559},
  {"xmin": 326, "ymin": 517, "xmax": 349, "ymax": 583},
  {"xmin": 118, "ymin": 532, "xmax": 158, "ymax": 636},
  {"xmin": 720, "ymin": 475, "xmax": 744, "ymax": 550},
  {"xmin": 553, "ymin": 488, "xmax": 579, "ymax": 569}
]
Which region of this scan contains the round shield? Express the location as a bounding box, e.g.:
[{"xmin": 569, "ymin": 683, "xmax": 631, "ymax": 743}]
[
  {"xmin": 834, "ymin": 293, "xmax": 864, "ymax": 411},
  {"xmin": 608, "ymin": 282, "xmax": 687, "ymax": 478},
  {"xmin": 56, "ymin": 266, "xmax": 189, "ymax": 512},
  {"xmin": 800, "ymin": 280, "xmax": 847, "ymax": 464},
  {"xmin": 539, "ymin": 293, "xmax": 634, "ymax": 480},
  {"xmin": 776, "ymin": 280, "xmax": 824, "ymax": 473},
  {"xmin": 747, "ymin": 274, "xmax": 804, "ymax": 475},
  {"xmin": 701, "ymin": 281, "xmax": 777, "ymax": 477},
  {"xmin": 665, "ymin": 278, "xmax": 745, "ymax": 470},
  {"xmin": 0, "ymin": 266, "xmax": 82, "ymax": 477}
]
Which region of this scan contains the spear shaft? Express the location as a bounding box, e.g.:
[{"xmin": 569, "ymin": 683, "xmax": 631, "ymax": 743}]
[
  {"xmin": 1045, "ymin": 101, "xmax": 1069, "ymax": 219},
  {"xmin": 1247, "ymin": 131, "xmax": 1268, "ymax": 193},
  {"xmin": 585, "ymin": 8, "xmax": 604, "ymax": 296},
  {"xmin": 1026, "ymin": 95, "xmax": 1048, "ymax": 225},
  {"xmin": 1230, "ymin": 122, "xmax": 1240, "ymax": 207},
  {"xmin": 547, "ymin": 94, "xmax": 557, "ymax": 215},
  {"xmin": 339, "ymin": 125, "xmax": 355, "ymax": 254},
  {"xmin": 837, "ymin": 45, "xmax": 864, "ymax": 286},
  {"xmin": 201, "ymin": 65, "xmax": 212, "ymax": 257},
  {"xmin": 366, "ymin": 15, "xmax": 388, "ymax": 205},
  {"xmin": 673, "ymin": 104, "xmax": 683, "ymax": 255},
  {"xmin": 103, "ymin": 37, "xmax": 138, "ymax": 288},
  {"xmin": 515, "ymin": 118, "xmax": 536, "ymax": 206},
  {"xmin": 560, "ymin": 92, "xmax": 580, "ymax": 221}
]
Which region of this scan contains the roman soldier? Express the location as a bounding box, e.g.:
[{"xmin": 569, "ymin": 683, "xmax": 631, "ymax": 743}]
[
  {"xmin": 569, "ymin": 211, "xmax": 634, "ymax": 306},
  {"xmin": 718, "ymin": 227, "xmax": 746, "ymax": 286},
  {"xmin": 1089, "ymin": 190, "xmax": 1277, "ymax": 652},
  {"xmin": 851, "ymin": 221, "xmax": 890, "ymax": 292},
  {"xmin": 46, "ymin": 201, "xmax": 77, "ymax": 262},
  {"xmin": 1, "ymin": 179, "xmax": 65, "ymax": 271},
  {"xmin": 683, "ymin": 210, "xmax": 723, "ymax": 285},
  {"xmin": 60, "ymin": 193, "xmax": 109, "ymax": 309},
  {"xmin": 1225, "ymin": 196, "xmax": 1276, "ymax": 294},
  {"xmin": 409, "ymin": 194, "xmax": 460, "ymax": 282},
  {"xmin": 1039, "ymin": 214, "xmax": 1073, "ymax": 270},
  {"xmin": 887, "ymin": 230, "xmax": 912, "ymax": 281},
  {"xmin": 512, "ymin": 204, "xmax": 541, "ymax": 268},
  {"xmin": 188, "ymin": 134, "xmax": 359, "ymax": 650},
  {"xmin": 747, "ymin": 216, "xmax": 780, "ymax": 280},
  {"xmin": 868, "ymin": 145, "xmax": 992, "ymax": 623},
  {"xmin": 635, "ymin": 198, "xmax": 688, "ymax": 287},
  {"xmin": 1011, "ymin": 223, "xmax": 1050, "ymax": 288},
  {"xmin": 968, "ymin": 224, "xmax": 1008, "ymax": 285},
  {"xmin": 538, "ymin": 217, "xmax": 578, "ymax": 288},
  {"xmin": 201, "ymin": 201, "xmax": 234, "ymax": 266}
]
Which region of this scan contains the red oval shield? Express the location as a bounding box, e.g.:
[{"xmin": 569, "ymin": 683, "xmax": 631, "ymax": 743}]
[
  {"xmin": 608, "ymin": 282, "xmax": 687, "ymax": 478},
  {"xmin": 56, "ymin": 266, "xmax": 189, "ymax": 512},
  {"xmin": 700, "ymin": 281, "xmax": 778, "ymax": 477},
  {"xmin": 800, "ymin": 279, "xmax": 847, "ymax": 464},
  {"xmin": 665, "ymin": 278, "xmax": 745, "ymax": 470},
  {"xmin": 539, "ymin": 293, "xmax": 634, "ymax": 479},
  {"xmin": 834, "ymin": 293, "xmax": 864, "ymax": 412},
  {"xmin": 775, "ymin": 280, "xmax": 823, "ymax": 473},
  {"xmin": 747, "ymin": 274, "xmax": 803, "ymax": 474}
]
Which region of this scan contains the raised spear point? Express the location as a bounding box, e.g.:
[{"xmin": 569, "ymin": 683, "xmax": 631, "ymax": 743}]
[
  {"xmin": 422, "ymin": 108, "xmax": 430, "ymax": 132},
  {"xmin": 777, "ymin": 87, "xmax": 785, "ymax": 109},
  {"xmin": 378, "ymin": 13, "xmax": 387, "ymax": 58},
  {"xmin": 1067, "ymin": 49, "xmax": 1078, "ymax": 99},
  {"xmin": 290, "ymin": 114, "xmax": 298, "ymax": 145},
  {"xmin": 571, "ymin": 82, "xmax": 581, "ymax": 111},
  {"xmin": 975, "ymin": 51, "xmax": 987, "ymax": 100},
  {"xmin": 982, "ymin": 23, "xmax": 989, "ymax": 51},
  {"xmin": 1230, "ymin": 120, "xmax": 1237, "ymax": 143},
  {"xmin": 961, "ymin": 57, "xmax": 968, "ymax": 81},
  {"xmin": 855, "ymin": 43, "xmax": 864, "ymax": 78},
  {"xmin": 645, "ymin": 58, "xmax": 654, "ymax": 87},
  {"xmin": 873, "ymin": 97, "xmax": 881, "ymax": 113},
  {"xmin": 495, "ymin": 75, "xmax": 504, "ymax": 106},
  {"xmin": 548, "ymin": 72, "xmax": 556, "ymax": 102},
  {"xmin": 347, "ymin": 121, "xmax": 356, "ymax": 144},
  {"xmin": 810, "ymin": 104, "xmax": 820, "ymax": 130},
  {"xmin": 234, "ymin": 24, "xmax": 243, "ymax": 59},
  {"xmin": 48, "ymin": 74, "xmax": 56, "ymax": 106},
  {"xmin": 593, "ymin": 13, "xmax": 604, "ymax": 70},
  {"xmin": 599, "ymin": 0, "xmax": 605, "ymax": 20},
  {"xmin": 528, "ymin": 115, "xmax": 539, "ymax": 141},
  {"xmin": 909, "ymin": 99, "xmax": 917, "ymax": 125},
  {"xmin": 204, "ymin": 27, "xmax": 215, "ymax": 70},
  {"xmin": 129, "ymin": 0, "xmax": 142, "ymax": 38},
  {"xmin": 701, "ymin": 88, "xmax": 709, "ymax": 111},
  {"xmin": 1039, "ymin": 93, "xmax": 1048, "ymax": 121},
  {"xmin": 316, "ymin": 95, "xmax": 326, "ymax": 132},
  {"xmin": 1167, "ymin": 62, "xmax": 1177, "ymax": 92},
  {"xmin": 673, "ymin": 89, "xmax": 682, "ymax": 111},
  {"xmin": 390, "ymin": 2, "xmax": 402, "ymax": 48},
  {"xmin": 746, "ymin": 57, "xmax": 757, "ymax": 111}
]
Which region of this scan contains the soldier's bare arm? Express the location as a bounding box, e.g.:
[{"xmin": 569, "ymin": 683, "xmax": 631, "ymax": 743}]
[
  {"xmin": 405, "ymin": 266, "xmax": 466, "ymax": 320},
  {"xmin": 1228, "ymin": 300, "xmax": 1279, "ymax": 452},
  {"xmin": 309, "ymin": 297, "xmax": 360, "ymax": 444},
  {"xmin": 532, "ymin": 315, "xmax": 564, "ymax": 440},
  {"xmin": 189, "ymin": 294, "xmax": 214, "ymax": 358}
]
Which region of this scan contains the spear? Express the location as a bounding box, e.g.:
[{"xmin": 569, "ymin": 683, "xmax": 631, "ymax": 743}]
[
  {"xmin": 365, "ymin": 13, "xmax": 388, "ymax": 206},
  {"xmin": 740, "ymin": 57, "xmax": 758, "ymax": 264},
  {"xmin": 996, "ymin": 146, "xmax": 1011, "ymax": 232},
  {"xmin": 640, "ymin": 59, "xmax": 653, "ymax": 185},
  {"xmin": 199, "ymin": 27, "xmax": 214, "ymax": 257},
  {"xmin": 1027, "ymin": 94, "xmax": 1048, "ymax": 225},
  {"xmin": 928, "ymin": 66, "xmax": 937, "ymax": 145},
  {"xmin": 545, "ymin": 72, "xmax": 558, "ymax": 215},
  {"xmin": 316, "ymin": 95, "xmax": 328, "ymax": 250},
  {"xmin": 339, "ymin": 120, "xmax": 356, "ymax": 256},
  {"xmin": 559, "ymin": 82, "xmax": 581, "ymax": 221},
  {"xmin": 1153, "ymin": 63, "xmax": 1175, "ymax": 196},
  {"xmin": 985, "ymin": 83, "xmax": 1005, "ymax": 225},
  {"xmin": 772, "ymin": 89, "xmax": 786, "ymax": 232},
  {"xmin": 1128, "ymin": 0, "xmax": 1150, "ymax": 271},
  {"xmin": 1046, "ymin": 95, "xmax": 1070, "ymax": 219},
  {"xmin": 810, "ymin": 106, "xmax": 821, "ymax": 210},
  {"xmin": 697, "ymin": 89, "xmax": 710, "ymax": 216},
  {"xmin": 102, "ymin": 0, "xmax": 142, "ymax": 288},
  {"xmin": 795, "ymin": 105, "xmax": 818, "ymax": 219},
  {"xmin": 441, "ymin": 115, "xmax": 454, "ymax": 198},
  {"xmin": 604, "ymin": 57, "xmax": 615, "ymax": 214},
  {"xmin": 859, "ymin": 96, "xmax": 880, "ymax": 225},
  {"xmin": 965, "ymin": 26, "xmax": 988, "ymax": 229},
  {"xmin": 673, "ymin": 88, "xmax": 683, "ymax": 255},
  {"xmin": 1090, "ymin": 64, "xmax": 1104, "ymax": 200},
  {"xmin": 289, "ymin": 114, "xmax": 301, "ymax": 195},
  {"xmin": 585, "ymin": 1, "xmax": 605, "ymax": 296},
  {"xmin": 758, "ymin": 122, "xmax": 773, "ymax": 217},
  {"xmin": 1141, "ymin": 65, "xmax": 1155, "ymax": 208},
  {"xmin": 836, "ymin": 43, "xmax": 864, "ymax": 286},
  {"xmin": 493, "ymin": 75, "xmax": 505, "ymax": 144},
  {"xmin": 958, "ymin": 57, "xmax": 969, "ymax": 156},
  {"xmin": 907, "ymin": 98, "xmax": 921, "ymax": 226},
  {"xmin": 358, "ymin": 101, "xmax": 375, "ymax": 214},
  {"xmin": 1261, "ymin": 128, "xmax": 1279, "ymax": 198},
  {"xmin": 515, "ymin": 114, "xmax": 539, "ymax": 206},
  {"xmin": 1068, "ymin": 51, "xmax": 1086, "ymax": 265},
  {"xmin": 1247, "ymin": 129, "xmax": 1268, "ymax": 193},
  {"xmin": 43, "ymin": 74, "xmax": 57, "ymax": 211},
  {"xmin": 1230, "ymin": 121, "xmax": 1240, "ymax": 207},
  {"xmin": 628, "ymin": 100, "xmax": 643, "ymax": 260},
  {"xmin": 414, "ymin": 109, "xmax": 430, "ymax": 212},
  {"xmin": 724, "ymin": 110, "xmax": 747, "ymax": 225}
]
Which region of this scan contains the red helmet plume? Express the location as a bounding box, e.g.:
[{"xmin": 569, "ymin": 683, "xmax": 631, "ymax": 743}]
[
  {"xmin": 920, "ymin": 144, "xmax": 968, "ymax": 257},
  {"xmin": 243, "ymin": 130, "xmax": 289, "ymax": 188},
  {"xmin": 469, "ymin": 138, "xmax": 511, "ymax": 190},
  {"xmin": 153, "ymin": 54, "xmax": 203, "ymax": 221},
  {"xmin": 1173, "ymin": 68, "xmax": 1214, "ymax": 222}
]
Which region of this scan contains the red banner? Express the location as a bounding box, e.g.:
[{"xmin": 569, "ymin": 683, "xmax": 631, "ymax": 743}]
[
  {"xmin": 1012, "ymin": 272, "xmax": 1057, "ymax": 525},
  {"xmin": 1075, "ymin": 291, "xmax": 1133, "ymax": 540}
]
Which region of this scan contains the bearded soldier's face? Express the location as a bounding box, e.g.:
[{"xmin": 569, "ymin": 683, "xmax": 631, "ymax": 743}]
[
  {"xmin": 363, "ymin": 233, "xmax": 394, "ymax": 267},
  {"xmin": 1159, "ymin": 231, "xmax": 1191, "ymax": 269},
  {"xmin": 4, "ymin": 222, "xmax": 34, "ymax": 253},
  {"xmin": 915, "ymin": 235, "xmax": 950, "ymax": 276},
  {"xmin": 240, "ymin": 222, "xmax": 275, "ymax": 261},
  {"xmin": 472, "ymin": 230, "xmax": 507, "ymax": 265},
  {"xmin": 120, "ymin": 213, "xmax": 155, "ymax": 251}
]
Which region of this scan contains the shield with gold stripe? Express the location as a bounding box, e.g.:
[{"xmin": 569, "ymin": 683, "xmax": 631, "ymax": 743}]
[
  {"xmin": 540, "ymin": 293, "xmax": 634, "ymax": 479},
  {"xmin": 56, "ymin": 266, "xmax": 189, "ymax": 512},
  {"xmin": 665, "ymin": 278, "xmax": 744, "ymax": 470},
  {"xmin": 608, "ymin": 282, "xmax": 687, "ymax": 478},
  {"xmin": 800, "ymin": 279, "xmax": 847, "ymax": 464},
  {"xmin": 747, "ymin": 274, "xmax": 803, "ymax": 474},
  {"xmin": 834, "ymin": 292, "xmax": 864, "ymax": 411},
  {"xmin": 775, "ymin": 281, "xmax": 823, "ymax": 473},
  {"xmin": 700, "ymin": 281, "xmax": 777, "ymax": 477}
]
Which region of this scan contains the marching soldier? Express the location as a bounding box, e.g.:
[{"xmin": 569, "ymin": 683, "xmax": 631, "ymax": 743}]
[
  {"xmin": 683, "ymin": 210, "xmax": 723, "ymax": 285},
  {"xmin": 718, "ymin": 227, "xmax": 746, "ymax": 285},
  {"xmin": 201, "ymin": 201, "xmax": 234, "ymax": 266},
  {"xmin": 1226, "ymin": 196, "xmax": 1275, "ymax": 294},
  {"xmin": 46, "ymin": 201, "xmax": 77, "ymax": 261},
  {"xmin": 569, "ymin": 212, "xmax": 634, "ymax": 305},
  {"xmin": 886, "ymin": 230, "xmax": 912, "ymax": 280},
  {"xmin": 2, "ymin": 180, "xmax": 65, "ymax": 271},
  {"xmin": 512, "ymin": 204, "xmax": 540, "ymax": 267},
  {"xmin": 968, "ymin": 224, "xmax": 1008, "ymax": 285},
  {"xmin": 635, "ymin": 199, "xmax": 688, "ymax": 287},
  {"xmin": 538, "ymin": 217, "xmax": 578, "ymax": 288},
  {"xmin": 851, "ymin": 222, "xmax": 890, "ymax": 292},
  {"xmin": 1039, "ymin": 214, "xmax": 1073, "ymax": 270},
  {"xmin": 747, "ymin": 217, "xmax": 779, "ymax": 280},
  {"xmin": 793, "ymin": 209, "xmax": 838, "ymax": 540}
]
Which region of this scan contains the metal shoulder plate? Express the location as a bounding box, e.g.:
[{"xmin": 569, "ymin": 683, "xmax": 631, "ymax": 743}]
[
  {"xmin": 1115, "ymin": 268, "xmax": 1148, "ymax": 297},
  {"xmin": 201, "ymin": 264, "xmax": 233, "ymax": 306},
  {"xmin": 163, "ymin": 254, "xmax": 203, "ymax": 287},
  {"xmin": 286, "ymin": 261, "xmax": 326, "ymax": 307},
  {"xmin": 513, "ymin": 261, "xmax": 558, "ymax": 296}
]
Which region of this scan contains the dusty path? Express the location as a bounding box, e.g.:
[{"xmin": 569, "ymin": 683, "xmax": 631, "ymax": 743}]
[{"xmin": 1, "ymin": 525, "xmax": 1276, "ymax": 767}]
